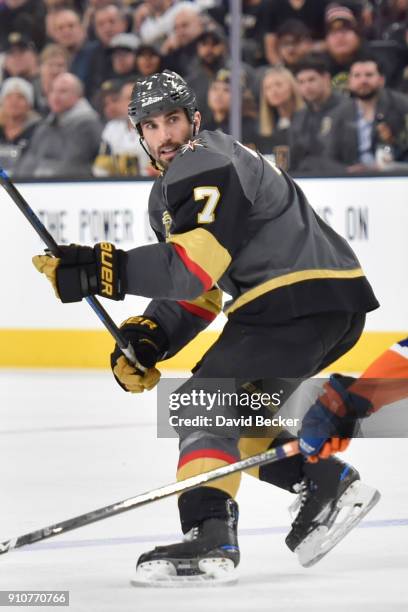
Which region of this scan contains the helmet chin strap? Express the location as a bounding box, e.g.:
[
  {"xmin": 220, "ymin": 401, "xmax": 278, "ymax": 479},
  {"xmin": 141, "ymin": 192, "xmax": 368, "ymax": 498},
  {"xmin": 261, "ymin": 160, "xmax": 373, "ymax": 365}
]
[{"xmin": 138, "ymin": 120, "xmax": 197, "ymax": 174}]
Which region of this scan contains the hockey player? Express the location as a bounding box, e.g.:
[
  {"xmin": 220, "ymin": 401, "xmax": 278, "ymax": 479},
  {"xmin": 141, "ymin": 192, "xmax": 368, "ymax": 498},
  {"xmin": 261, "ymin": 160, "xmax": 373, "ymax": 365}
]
[
  {"xmin": 299, "ymin": 337, "xmax": 408, "ymax": 462},
  {"xmin": 33, "ymin": 70, "xmax": 381, "ymax": 582}
]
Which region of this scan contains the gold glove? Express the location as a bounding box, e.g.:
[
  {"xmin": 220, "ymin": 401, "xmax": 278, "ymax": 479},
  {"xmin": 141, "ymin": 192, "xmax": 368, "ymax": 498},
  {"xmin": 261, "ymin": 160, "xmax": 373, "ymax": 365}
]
[
  {"xmin": 32, "ymin": 255, "xmax": 61, "ymax": 298},
  {"xmin": 113, "ymin": 355, "xmax": 161, "ymax": 393}
]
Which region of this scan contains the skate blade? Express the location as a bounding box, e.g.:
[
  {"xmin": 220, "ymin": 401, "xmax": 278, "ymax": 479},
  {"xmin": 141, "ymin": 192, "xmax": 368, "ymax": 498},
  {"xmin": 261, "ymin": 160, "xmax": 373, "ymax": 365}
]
[
  {"xmin": 131, "ymin": 558, "xmax": 238, "ymax": 588},
  {"xmin": 296, "ymin": 481, "xmax": 381, "ymax": 568}
]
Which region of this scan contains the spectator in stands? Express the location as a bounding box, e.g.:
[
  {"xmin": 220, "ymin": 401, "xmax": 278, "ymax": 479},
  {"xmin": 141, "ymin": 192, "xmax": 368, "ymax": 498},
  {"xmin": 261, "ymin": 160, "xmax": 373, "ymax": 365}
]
[
  {"xmin": 86, "ymin": 4, "xmax": 128, "ymax": 100},
  {"xmin": 324, "ymin": 4, "xmax": 366, "ymax": 90},
  {"xmin": 202, "ymin": 68, "xmax": 258, "ymax": 148},
  {"xmin": 255, "ymin": 65, "xmax": 304, "ymax": 154},
  {"xmin": 186, "ymin": 24, "xmax": 258, "ymax": 127},
  {"xmin": 0, "ymin": 77, "xmax": 41, "ymax": 175},
  {"xmin": 135, "ymin": 43, "xmax": 163, "ymax": 77},
  {"xmin": 108, "ymin": 33, "xmax": 139, "ymax": 83},
  {"xmin": 289, "ymin": 54, "xmax": 346, "ymax": 172},
  {"xmin": 264, "ymin": 0, "xmax": 329, "ymax": 66},
  {"xmin": 134, "ymin": 0, "xmax": 189, "ymax": 47},
  {"xmin": 35, "ymin": 43, "xmax": 69, "ymax": 115},
  {"xmin": 0, "ymin": 0, "xmax": 47, "ymax": 53},
  {"xmin": 275, "ymin": 20, "xmax": 313, "ymax": 70},
  {"xmin": 373, "ymin": 0, "xmax": 408, "ymax": 37},
  {"xmin": 48, "ymin": 8, "xmax": 98, "ymax": 94},
  {"xmin": 97, "ymin": 78, "xmax": 126, "ymax": 122},
  {"xmin": 16, "ymin": 72, "xmax": 102, "ymax": 177},
  {"xmin": 381, "ymin": 0, "xmax": 408, "ymax": 89},
  {"xmin": 324, "ymin": 3, "xmax": 402, "ymax": 89},
  {"xmin": 206, "ymin": 0, "xmax": 275, "ymax": 67},
  {"xmin": 326, "ymin": 56, "xmax": 408, "ymax": 171},
  {"xmin": 1, "ymin": 32, "xmax": 39, "ymax": 83},
  {"xmin": 93, "ymin": 80, "xmax": 150, "ymax": 177},
  {"xmin": 162, "ymin": 4, "xmax": 205, "ymax": 76}
]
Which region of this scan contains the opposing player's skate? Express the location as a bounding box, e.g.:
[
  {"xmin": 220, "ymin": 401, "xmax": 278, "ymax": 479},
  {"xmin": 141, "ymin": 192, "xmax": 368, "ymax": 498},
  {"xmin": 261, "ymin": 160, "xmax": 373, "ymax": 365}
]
[
  {"xmin": 286, "ymin": 462, "xmax": 380, "ymax": 567},
  {"xmin": 132, "ymin": 499, "xmax": 239, "ymax": 587}
]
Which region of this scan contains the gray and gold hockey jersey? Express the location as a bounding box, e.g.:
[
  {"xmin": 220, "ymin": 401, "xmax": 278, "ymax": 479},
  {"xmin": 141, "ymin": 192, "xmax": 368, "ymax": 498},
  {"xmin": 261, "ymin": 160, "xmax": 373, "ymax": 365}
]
[{"xmin": 125, "ymin": 130, "xmax": 378, "ymax": 358}]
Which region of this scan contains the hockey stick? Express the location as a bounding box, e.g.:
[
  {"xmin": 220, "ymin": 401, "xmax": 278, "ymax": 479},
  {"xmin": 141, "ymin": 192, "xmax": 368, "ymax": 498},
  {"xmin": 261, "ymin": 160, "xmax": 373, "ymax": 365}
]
[
  {"xmin": 0, "ymin": 167, "xmax": 142, "ymax": 369},
  {"xmin": 0, "ymin": 440, "xmax": 299, "ymax": 556}
]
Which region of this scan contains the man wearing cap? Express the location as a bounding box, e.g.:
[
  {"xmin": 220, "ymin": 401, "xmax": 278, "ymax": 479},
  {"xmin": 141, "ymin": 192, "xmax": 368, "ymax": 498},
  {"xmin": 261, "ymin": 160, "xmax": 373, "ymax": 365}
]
[
  {"xmin": 135, "ymin": 44, "xmax": 163, "ymax": 78},
  {"xmin": 323, "ymin": 4, "xmax": 366, "ymax": 90},
  {"xmin": 87, "ymin": 4, "xmax": 128, "ymax": 100},
  {"xmin": 204, "ymin": 68, "xmax": 258, "ymax": 148},
  {"xmin": 276, "ymin": 19, "xmax": 313, "ymax": 70},
  {"xmin": 15, "ymin": 72, "xmax": 102, "ymax": 177},
  {"xmin": 97, "ymin": 79, "xmax": 127, "ymax": 122},
  {"xmin": 0, "ymin": 77, "xmax": 41, "ymax": 174},
  {"xmin": 108, "ymin": 33, "xmax": 140, "ymax": 84},
  {"xmin": 1, "ymin": 32, "xmax": 39, "ymax": 83},
  {"xmin": 186, "ymin": 25, "xmax": 257, "ymax": 127},
  {"xmin": 0, "ymin": 0, "xmax": 46, "ymax": 53},
  {"xmin": 264, "ymin": 0, "xmax": 329, "ymax": 66}
]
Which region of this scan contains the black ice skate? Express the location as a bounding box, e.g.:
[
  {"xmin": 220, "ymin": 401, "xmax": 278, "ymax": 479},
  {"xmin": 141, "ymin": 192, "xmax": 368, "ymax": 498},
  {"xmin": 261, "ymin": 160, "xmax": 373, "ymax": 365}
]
[
  {"xmin": 132, "ymin": 499, "xmax": 240, "ymax": 586},
  {"xmin": 286, "ymin": 462, "xmax": 380, "ymax": 567}
]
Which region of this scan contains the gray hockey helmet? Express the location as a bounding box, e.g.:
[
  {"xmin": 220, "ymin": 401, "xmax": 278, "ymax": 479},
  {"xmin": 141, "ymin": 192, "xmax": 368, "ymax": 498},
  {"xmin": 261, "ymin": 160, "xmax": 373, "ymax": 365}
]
[{"xmin": 128, "ymin": 70, "xmax": 197, "ymax": 131}]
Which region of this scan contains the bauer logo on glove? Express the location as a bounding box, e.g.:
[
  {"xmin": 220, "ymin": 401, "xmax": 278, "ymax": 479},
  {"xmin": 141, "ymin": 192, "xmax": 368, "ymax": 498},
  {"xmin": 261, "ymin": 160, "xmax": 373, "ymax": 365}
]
[{"xmin": 32, "ymin": 242, "xmax": 127, "ymax": 303}]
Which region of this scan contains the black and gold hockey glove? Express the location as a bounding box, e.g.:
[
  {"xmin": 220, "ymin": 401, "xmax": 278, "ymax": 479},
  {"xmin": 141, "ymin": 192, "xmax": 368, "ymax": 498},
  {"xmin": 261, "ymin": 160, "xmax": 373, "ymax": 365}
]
[
  {"xmin": 32, "ymin": 243, "xmax": 126, "ymax": 303},
  {"xmin": 111, "ymin": 316, "xmax": 169, "ymax": 393}
]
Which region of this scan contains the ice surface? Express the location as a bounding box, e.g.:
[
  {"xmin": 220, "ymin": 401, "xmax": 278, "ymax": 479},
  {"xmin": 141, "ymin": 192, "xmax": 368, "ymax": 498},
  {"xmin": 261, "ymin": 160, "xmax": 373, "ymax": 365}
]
[{"xmin": 0, "ymin": 370, "xmax": 407, "ymax": 611}]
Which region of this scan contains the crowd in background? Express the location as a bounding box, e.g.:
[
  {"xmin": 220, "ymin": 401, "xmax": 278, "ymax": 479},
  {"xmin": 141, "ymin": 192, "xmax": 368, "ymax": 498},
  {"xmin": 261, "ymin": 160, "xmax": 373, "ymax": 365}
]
[{"xmin": 0, "ymin": 0, "xmax": 408, "ymax": 178}]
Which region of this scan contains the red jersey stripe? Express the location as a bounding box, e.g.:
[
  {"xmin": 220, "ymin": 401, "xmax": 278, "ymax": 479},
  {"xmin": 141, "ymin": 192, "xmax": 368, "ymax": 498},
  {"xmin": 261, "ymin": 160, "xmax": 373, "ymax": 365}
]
[
  {"xmin": 177, "ymin": 300, "xmax": 217, "ymax": 322},
  {"xmin": 173, "ymin": 243, "xmax": 213, "ymax": 291}
]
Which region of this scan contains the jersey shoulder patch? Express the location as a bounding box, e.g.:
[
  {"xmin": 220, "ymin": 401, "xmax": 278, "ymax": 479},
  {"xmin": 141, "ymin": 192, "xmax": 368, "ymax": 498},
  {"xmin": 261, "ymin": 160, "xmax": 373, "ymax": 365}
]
[{"xmin": 164, "ymin": 131, "xmax": 233, "ymax": 189}]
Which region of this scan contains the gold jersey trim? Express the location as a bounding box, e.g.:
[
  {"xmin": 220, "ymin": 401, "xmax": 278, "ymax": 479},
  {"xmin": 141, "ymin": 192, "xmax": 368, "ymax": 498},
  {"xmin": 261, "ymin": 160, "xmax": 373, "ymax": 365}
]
[
  {"xmin": 225, "ymin": 267, "xmax": 365, "ymax": 316},
  {"xmin": 169, "ymin": 228, "xmax": 231, "ymax": 284},
  {"xmin": 184, "ymin": 287, "xmax": 223, "ymax": 316}
]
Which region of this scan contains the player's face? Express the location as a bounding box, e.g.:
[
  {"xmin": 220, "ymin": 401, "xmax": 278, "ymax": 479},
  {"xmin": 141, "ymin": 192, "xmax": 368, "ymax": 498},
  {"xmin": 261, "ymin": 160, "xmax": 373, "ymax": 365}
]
[
  {"xmin": 349, "ymin": 62, "xmax": 384, "ymax": 99},
  {"xmin": 140, "ymin": 108, "xmax": 200, "ymax": 169}
]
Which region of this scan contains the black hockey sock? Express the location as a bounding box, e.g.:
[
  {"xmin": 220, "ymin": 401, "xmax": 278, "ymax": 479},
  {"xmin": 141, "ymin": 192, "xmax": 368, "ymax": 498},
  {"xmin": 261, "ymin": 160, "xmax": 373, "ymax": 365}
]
[
  {"xmin": 259, "ymin": 434, "xmax": 306, "ymax": 492},
  {"xmin": 178, "ymin": 487, "xmax": 232, "ymax": 534}
]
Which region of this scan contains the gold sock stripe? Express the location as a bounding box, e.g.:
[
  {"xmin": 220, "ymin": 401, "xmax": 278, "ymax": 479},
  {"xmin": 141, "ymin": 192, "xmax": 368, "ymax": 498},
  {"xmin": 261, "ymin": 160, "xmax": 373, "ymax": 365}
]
[{"xmin": 176, "ymin": 457, "xmax": 241, "ymax": 498}]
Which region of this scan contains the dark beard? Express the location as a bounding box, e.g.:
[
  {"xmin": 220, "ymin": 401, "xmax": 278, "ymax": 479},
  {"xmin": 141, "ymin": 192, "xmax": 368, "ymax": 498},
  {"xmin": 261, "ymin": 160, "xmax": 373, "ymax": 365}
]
[{"xmin": 351, "ymin": 89, "xmax": 379, "ymax": 101}]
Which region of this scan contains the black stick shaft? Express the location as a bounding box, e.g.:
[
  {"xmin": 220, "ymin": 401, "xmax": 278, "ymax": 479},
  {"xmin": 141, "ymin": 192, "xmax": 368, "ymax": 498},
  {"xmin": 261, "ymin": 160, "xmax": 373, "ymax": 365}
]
[
  {"xmin": 0, "ymin": 441, "xmax": 299, "ymax": 555},
  {"xmin": 0, "ymin": 170, "xmax": 137, "ymax": 363}
]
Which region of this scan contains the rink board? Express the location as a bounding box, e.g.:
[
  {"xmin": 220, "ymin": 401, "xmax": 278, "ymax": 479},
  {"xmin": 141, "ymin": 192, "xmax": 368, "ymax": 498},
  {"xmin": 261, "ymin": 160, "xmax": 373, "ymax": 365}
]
[{"xmin": 0, "ymin": 176, "xmax": 407, "ymax": 370}]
